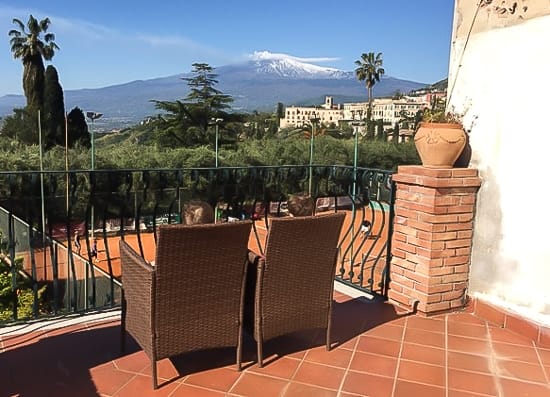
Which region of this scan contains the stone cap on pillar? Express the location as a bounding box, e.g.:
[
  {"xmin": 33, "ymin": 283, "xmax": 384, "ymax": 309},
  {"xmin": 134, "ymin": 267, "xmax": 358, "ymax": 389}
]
[{"xmin": 392, "ymin": 166, "xmax": 481, "ymax": 189}]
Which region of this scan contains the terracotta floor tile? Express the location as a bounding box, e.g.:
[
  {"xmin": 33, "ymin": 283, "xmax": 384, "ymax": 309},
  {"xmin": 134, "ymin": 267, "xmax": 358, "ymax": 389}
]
[
  {"xmin": 114, "ymin": 351, "xmax": 150, "ymax": 374},
  {"xmin": 247, "ymin": 356, "xmax": 300, "ymax": 379},
  {"xmin": 393, "ymin": 379, "xmax": 446, "ymax": 397},
  {"xmin": 171, "ymin": 384, "xmax": 225, "ymax": 396},
  {"xmin": 492, "ymin": 341, "xmax": 541, "ymax": 363},
  {"xmin": 499, "ymin": 378, "xmax": 550, "ymax": 397},
  {"xmin": 230, "ymin": 372, "xmax": 288, "ymax": 397},
  {"xmin": 449, "ymin": 312, "xmax": 489, "ymax": 326},
  {"xmin": 90, "ymin": 361, "xmax": 135, "ymax": 395},
  {"xmin": 537, "ymin": 348, "xmax": 550, "ymax": 366},
  {"xmin": 448, "ymin": 389, "xmax": 497, "ymax": 397},
  {"xmin": 184, "ymin": 367, "xmax": 241, "ymax": 392},
  {"xmin": 356, "ymin": 335, "xmax": 401, "ymax": 357},
  {"xmin": 284, "ymin": 382, "xmax": 338, "ymax": 397},
  {"xmin": 304, "ymin": 345, "xmax": 353, "ymax": 368},
  {"xmin": 401, "ymin": 342, "xmax": 446, "ymax": 366},
  {"xmin": 341, "ymin": 371, "xmax": 394, "ymax": 397},
  {"xmin": 349, "ymin": 351, "xmax": 398, "ymax": 377},
  {"xmin": 406, "ymin": 315, "xmax": 446, "ymax": 333},
  {"xmin": 447, "ymin": 369, "xmax": 498, "ymax": 395},
  {"xmin": 292, "ymin": 361, "xmax": 345, "ymax": 390},
  {"xmin": 448, "ymin": 321, "xmax": 488, "ymax": 339},
  {"xmin": 398, "ymin": 360, "xmax": 446, "ymax": 387},
  {"xmin": 403, "ymin": 327, "xmax": 446, "ymax": 349},
  {"xmin": 447, "ymin": 351, "xmax": 492, "ymax": 373},
  {"xmin": 363, "ymin": 324, "xmax": 404, "ymax": 341},
  {"xmin": 495, "ymin": 359, "xmax": 548, "ymax": 383},
  {"xmin": 140, "ymin": 358, "xmax": 182, "ymax": 384},
  {"xmin": 489, "ymin": 326, "xmax": 534, "ymax": 346},
  {"xmin": 447, "ymin": 334, "xmax": 491, "ymax": 355},
  {"xmin": 114, "ymin": 373, "xmax": 180, "ymax": 397}
]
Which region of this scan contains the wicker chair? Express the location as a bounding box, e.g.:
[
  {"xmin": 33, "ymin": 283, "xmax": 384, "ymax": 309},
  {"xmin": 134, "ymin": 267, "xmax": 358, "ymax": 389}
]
[
  {"xmin": 120, "ymin": 221, "xmax": 252, "ymax": 389},
  {"xmin": 246, "ymin": 212, "xmax": 345, "ymax": 367}
]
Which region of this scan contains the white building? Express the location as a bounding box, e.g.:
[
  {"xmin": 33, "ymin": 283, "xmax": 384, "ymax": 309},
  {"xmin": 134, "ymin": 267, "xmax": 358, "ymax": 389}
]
[{"xmin": 279, "ymin": 95, "xmax": 429, "ymax": 130}]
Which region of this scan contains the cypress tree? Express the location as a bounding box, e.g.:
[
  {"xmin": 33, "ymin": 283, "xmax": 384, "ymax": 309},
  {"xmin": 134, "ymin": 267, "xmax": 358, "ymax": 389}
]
[{"xmin": 43, "ymin": 65, "xmax": 65, "ymax": 149}]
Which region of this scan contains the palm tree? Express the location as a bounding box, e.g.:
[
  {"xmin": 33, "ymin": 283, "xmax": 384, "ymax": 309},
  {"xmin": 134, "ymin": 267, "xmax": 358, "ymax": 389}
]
[
  {"xmin": 9, "ymin": 15, "xmax": 59, "ymax": 110},
  {"xmin": 354, "ymin": 52, "xmax": 385, "ymax": 122}
]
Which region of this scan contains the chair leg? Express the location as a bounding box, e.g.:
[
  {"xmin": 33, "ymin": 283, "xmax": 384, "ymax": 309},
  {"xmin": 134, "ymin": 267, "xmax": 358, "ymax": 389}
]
[
  {"xmin": 257, "ymin": 337, "xmax": 263, "ymax": 368},
  {"xmin": 236, "ymin": 324, "xmax": 243, "ymax": 371},
  {"xmin": 152, "ymin": 359, "xmax": 158, "ymax": 389}
]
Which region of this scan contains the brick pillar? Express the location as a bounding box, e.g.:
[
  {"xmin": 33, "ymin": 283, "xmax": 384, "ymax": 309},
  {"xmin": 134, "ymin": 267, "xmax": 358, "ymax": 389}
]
[{"xmin": 388, "ymin": 166, "xmax": 482, "ymax": 315}]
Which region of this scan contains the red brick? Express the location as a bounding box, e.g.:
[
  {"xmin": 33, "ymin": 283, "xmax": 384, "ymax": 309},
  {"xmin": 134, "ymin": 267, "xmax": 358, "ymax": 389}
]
[
  {"xmin": 392, "ymin": 257, "xmax": 416, "ymax": 271},
  {"xmin": 388, "ymin": 289, "xmax": 414, "ymax": 308},
  {"xmin": 425, "ymin": 301, "xmax": 451, "ymax": 313},
  {"xmin": 392, "ymin": 248, "xmax": 406, "ymax": 259},
  {"xmin": 446, "ymin": 222, "xmax": 473, "ymax": 232},
  {"xmin": 410, "ymin": 185, "xmax": 438, "ymax": 196},
  {"xmin": 441, "ymin": 290, "xmax": 466, "ymax": 301},
  {"xmin": 458, "ymin": 213, "xmax": 474, "ymax": 222},
  {"xmin": 416, "ymin": 246, "xmax": 456, "ymax": 259},
  {"xmin": 404, "ymin": 269, "xmax": 430, "ymax": 285},
  {"xmin": 408, "ymin": 220, "xmax": 447, "ymax": 233},
  {"xmin": 389, "ymin": 282, "xmax": 403, "ymax": 293},
  {"xmin": 452, "ymin": 264, "xmax": 471, "ymax": 274},
  {"xmin": 443, "ymin": 256, "xmax": 470, "ymax": 266},
  {"xmin": 394, "ymin": 215, "xmax": 408, "ymax": 225},
  {"xmin": 453, "ymin": 282, "xmax": 469, "ymax": 291},
  {"xmin": 441, "ymin": 273, "xmax": 469, "ymax": 283},
  {"xmin": 433, "ymin": 196, "xmax": 461, "ymax": 206},
  {"xmin": 391, "ymin": 273, "xmax": 415, "ymax": 288},
  {"xmin": 408, "ymin": 253, "xmax": 443, "ymax": 268},
  {"xmin": 395, "ymin": 207, "xmax": 420, "ymax": 220},
  {"xmin": 393, "ymin": 224, "xmax": 418, "ymax": 237},
  {"xmin": 392, "ymin": 234, "xmax": 407, "ymax": 244},
  {"xmin": 407, "ymin": 236, "xmax": 445, "ymax": 250},
  {"xmin": 451, "ymin": 168, "xmax": 478, "ymax": 178},
  {"xmin": 446, "ymin": 204, "xmax": 475, "ymax": 214},
  {"xmin": 429, "ymin": 266, "xmax": 455, "ymax": 276},
  {"xmin": 445, "ymin": 239, "xmax": 472, "ymax": 249},
  {"xmin": 455, "ymin": 247, "xmax": 472, "ymax": 256},
  {"xmin": 461, "ymin": 177, "xmax": 482, "ymax": 187},
  {"xmin": 418, "ymin": 213, "xmax": 459, "ymax": 224},
  {"xmin": 430, "ymin": 231, "xmax": 459, "ymax": 241},
  {"xmin": 417, "ymin": 283, "xmax": 454, "ymax": 294},
  {"xmin": 393, "ymin": 240, "xmax": 417, "ymax": 254},
  {"xmin": 457, "ymin": 230, "xmax": 473, "ymax": 239},
  {"xmin": 460, "ymin": 195, "xmax": 477, "ymax": 205}
]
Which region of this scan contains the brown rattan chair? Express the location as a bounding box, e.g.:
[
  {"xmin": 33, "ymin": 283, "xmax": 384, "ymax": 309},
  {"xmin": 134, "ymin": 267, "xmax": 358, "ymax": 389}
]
[
  {"xmin": 120, "ymin": 221, "xmax": 252, "ymax": 389},
  {"xmin": 246, "ymin": 212, "xmax": 345, "ymax": 367}
]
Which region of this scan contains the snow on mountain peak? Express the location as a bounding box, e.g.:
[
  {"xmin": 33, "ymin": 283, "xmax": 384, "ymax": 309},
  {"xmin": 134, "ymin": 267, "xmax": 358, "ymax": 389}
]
[{"xmin": 248, "ymin": 51, "xmax": 349, "ymax": 79}]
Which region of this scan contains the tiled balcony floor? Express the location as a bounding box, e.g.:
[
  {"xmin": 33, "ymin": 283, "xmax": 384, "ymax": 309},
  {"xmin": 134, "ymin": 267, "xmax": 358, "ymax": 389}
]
[{"xmin": 1, "ymin": 288, "xmax": 549, "ymax": 397}]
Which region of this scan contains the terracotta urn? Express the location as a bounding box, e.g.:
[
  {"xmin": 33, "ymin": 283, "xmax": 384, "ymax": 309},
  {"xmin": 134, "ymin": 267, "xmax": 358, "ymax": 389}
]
[{"xmin": 414, "ymin": 122, "xmax": 467, "ymax": 168}]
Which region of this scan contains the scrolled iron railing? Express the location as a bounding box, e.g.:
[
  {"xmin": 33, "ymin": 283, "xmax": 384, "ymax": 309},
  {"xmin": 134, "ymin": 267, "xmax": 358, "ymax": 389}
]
[{"xmin": 0, "ymin": 165, "xmax": 394, "ymax": 325}]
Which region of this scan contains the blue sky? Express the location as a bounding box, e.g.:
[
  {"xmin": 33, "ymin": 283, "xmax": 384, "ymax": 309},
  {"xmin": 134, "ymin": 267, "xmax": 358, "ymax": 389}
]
[{"xmin": 0, "ymin": 1, "xmax": 455, "ymax": 96}]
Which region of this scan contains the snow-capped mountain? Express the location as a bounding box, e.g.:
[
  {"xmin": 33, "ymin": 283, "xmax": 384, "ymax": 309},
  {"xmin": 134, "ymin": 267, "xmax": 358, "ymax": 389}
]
[
  {"xmin": 244, "ymin": 51, "xmax": 352, "ymax": 79},
  {"xmin": 0, "ymin": 51, "xmax": 430, "ymax": 130}
]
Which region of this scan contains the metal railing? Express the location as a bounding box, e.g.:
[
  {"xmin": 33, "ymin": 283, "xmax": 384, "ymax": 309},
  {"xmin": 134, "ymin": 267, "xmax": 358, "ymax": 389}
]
[{"xmin": 0, "ymin": 165, "xmax": 394, "ymax": 325}]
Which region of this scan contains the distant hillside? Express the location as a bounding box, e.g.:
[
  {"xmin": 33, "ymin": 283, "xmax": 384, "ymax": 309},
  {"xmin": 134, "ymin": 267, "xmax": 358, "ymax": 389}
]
[{"xmin": 0, "ymin": 52, "xmax": 433, "ymax": 131}]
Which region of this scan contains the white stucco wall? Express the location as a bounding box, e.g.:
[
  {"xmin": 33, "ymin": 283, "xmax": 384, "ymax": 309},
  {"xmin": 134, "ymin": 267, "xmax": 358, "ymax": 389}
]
[{"xmin": 448, "ymin": 1, "xmax": 550, "ymax": 325}]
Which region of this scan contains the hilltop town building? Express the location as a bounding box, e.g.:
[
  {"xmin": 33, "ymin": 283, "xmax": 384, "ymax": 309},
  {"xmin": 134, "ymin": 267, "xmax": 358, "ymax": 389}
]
[{"xmin": 279, "ymin": 95, "xmax": 432, "ymax": 132}]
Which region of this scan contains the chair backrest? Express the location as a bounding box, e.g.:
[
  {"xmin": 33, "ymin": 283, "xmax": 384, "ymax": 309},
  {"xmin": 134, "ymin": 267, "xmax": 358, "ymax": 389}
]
[
  {"xmin": 153, "ymin": 221, "xmax": 252, "ymax": 355},
  {"xmin": 257, "ymin": 212, "xmax": 345, "ymax": 340}
]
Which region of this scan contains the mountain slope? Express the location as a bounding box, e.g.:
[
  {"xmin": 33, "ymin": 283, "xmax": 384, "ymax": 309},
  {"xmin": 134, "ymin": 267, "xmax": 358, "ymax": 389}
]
[{"xmin": 0, "ymin": 52, "xmax": 430, "ymax": 130}]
